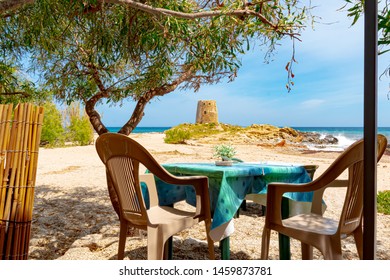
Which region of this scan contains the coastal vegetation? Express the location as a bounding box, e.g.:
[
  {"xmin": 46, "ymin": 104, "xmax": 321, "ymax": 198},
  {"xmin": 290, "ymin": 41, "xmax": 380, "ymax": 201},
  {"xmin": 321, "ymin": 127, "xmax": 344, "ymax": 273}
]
[
  {"xmin": 164, "ymin": 123, "xmax": 304, "ymax": 145},
  {"xmin": 41, "ymin": 102, "xmax": 94, "ymax": 147},
  {"xmin": 64, "ymin": 103, "xmax": 95, "ymax": 146},
  {"xmin": 378, "ymin": 190, "xmax": 390, "ymax": 215},
  {"xmin": 163, "ymin": 127, "xmax": 191, "ymax": 144},
  {"xmin": 40, "ymin": 102, "xmax": 65, "ymax": 146},
  {"xmin": 164, "ymin": 123, "xmax": 242, "ymax": 144}
]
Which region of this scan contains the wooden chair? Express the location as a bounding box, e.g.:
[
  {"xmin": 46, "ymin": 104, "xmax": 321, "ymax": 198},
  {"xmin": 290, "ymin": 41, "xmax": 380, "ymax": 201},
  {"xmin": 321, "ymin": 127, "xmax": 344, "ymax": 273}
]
[
  {"xmin": 95, "ymin": 133, "xmax": 215, "ymax": 260},
  {"xmin": 261, "ymin": 134, "xmax": 387, "ymax": 260}
]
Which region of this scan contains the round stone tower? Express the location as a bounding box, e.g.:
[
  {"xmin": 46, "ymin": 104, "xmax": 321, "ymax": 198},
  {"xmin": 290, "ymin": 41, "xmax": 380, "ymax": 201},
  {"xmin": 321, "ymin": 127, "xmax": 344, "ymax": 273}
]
[{"xmin": 195, "ymin": 100, "xmax": 219, "ymax": 124}]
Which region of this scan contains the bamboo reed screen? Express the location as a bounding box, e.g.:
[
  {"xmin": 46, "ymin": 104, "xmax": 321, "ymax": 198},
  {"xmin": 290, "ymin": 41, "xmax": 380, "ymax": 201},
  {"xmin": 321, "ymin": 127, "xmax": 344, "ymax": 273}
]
[{"xmin": 0, "ymin": 103, "xmax": 44, "ymax": 260}]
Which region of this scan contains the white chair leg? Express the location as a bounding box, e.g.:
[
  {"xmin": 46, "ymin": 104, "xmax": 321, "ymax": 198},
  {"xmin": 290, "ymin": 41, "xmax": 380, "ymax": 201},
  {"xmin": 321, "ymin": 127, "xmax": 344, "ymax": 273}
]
[{"xmin": 147, "ymin": 226, "xmax": 165, "ymax": 260}]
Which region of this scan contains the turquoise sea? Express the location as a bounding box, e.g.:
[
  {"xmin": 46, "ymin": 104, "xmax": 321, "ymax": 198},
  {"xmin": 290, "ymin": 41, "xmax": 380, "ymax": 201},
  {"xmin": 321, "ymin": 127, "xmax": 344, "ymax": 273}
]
[
  {"xmin": 107, "ymin": 126, "xmax": 170, "ymax": 134},
  {"xmin": 107, "ymin": 126, "xmax": 390, "ymax": 151}
]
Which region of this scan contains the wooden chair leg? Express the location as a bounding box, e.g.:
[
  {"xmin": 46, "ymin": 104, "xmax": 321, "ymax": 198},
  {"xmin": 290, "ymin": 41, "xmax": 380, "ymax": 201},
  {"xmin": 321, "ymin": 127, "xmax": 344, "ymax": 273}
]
[
  {"xmin": 261, "ymin": 228, "xmax": 271, "ymax": 260},
  {"xmin": 205, "ymin": 220, "xmax": 215, "ymax": 260},
  {"xmin": 118, "ymin": 220, "xmax": 128, "ymax": 260},
  {"xmin": 323, "ymin": 238, "xmax": 342, "ymax": 260},
  {"xmin": 301, "ymin": 243, "xmax": 313, "ymax": 260},
  {"xmin": 353, "ymin": 227, "xmax": 363, "ymax": 259}
]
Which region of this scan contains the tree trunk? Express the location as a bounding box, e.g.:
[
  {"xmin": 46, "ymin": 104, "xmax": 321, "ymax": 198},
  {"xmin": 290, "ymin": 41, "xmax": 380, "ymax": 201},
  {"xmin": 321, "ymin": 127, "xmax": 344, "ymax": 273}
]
[
  {"xmin": 118, "ymin": 95, "xmax": 150, "ymax": 135},
  {"xmin": 86, "ymin": 68, "xmax": 195, "ymax": 219},
  {"xmin": 85, "ymin": 95, "xmax": 122, "ymax": 216},
  {"xmin": 85, "ymin": 95, "xmax": 109, "ymax": 136}
]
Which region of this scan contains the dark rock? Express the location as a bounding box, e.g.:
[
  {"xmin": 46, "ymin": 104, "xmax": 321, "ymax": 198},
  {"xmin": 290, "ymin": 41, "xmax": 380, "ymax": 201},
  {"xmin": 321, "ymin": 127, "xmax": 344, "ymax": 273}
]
[
  {"xmin": 300, "ymin": 132, "xmax": 338, "ymax": 145},
  {"xmin": 301, "ymin": 132, "xmax": 321, "ymax": 143},
  {"xmin": 323, "ymin": 134, "xmax": 338, "ymax": 144}
]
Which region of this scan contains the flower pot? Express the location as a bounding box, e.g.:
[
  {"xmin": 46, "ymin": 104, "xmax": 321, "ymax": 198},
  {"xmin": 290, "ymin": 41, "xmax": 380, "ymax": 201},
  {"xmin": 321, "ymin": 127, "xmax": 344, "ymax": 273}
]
[{"xmin": 215, "ymin": 160, "xmax": 233, "ymax": 166}]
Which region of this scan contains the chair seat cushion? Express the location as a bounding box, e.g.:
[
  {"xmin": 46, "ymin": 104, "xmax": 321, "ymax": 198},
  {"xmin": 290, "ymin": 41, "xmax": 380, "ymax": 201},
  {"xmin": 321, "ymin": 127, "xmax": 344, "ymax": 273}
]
[{"xmin": 282, "ymin": 213, "xmax": 338, "ymax": 235}]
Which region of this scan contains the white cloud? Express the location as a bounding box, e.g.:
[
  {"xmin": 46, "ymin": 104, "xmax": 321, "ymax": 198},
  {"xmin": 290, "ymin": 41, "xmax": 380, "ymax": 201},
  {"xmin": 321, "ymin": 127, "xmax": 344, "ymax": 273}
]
[{"xmin": 300, "ymin": 99, "xmax": 326, "ymax": 108}]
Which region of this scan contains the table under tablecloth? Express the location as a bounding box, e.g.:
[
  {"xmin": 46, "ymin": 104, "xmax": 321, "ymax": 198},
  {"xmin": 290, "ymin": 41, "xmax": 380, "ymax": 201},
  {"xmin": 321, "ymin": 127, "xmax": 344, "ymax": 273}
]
[{"xmin": 147, "ymin": 162, "xmax": 313, "ymax": 242}]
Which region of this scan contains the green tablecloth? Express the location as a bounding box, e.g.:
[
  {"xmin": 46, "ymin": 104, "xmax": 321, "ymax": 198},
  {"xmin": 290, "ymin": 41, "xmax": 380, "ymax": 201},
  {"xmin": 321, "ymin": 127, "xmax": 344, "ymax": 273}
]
[{"xmin": 151, "ymin": 162, "xmax": 312, "ymax": 241}]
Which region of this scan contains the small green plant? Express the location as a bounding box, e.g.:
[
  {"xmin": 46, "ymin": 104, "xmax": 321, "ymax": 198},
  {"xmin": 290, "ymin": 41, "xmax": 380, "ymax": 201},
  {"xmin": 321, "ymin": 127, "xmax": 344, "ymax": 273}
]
[
  {"xmin": 378, "ymin": 190, "xmax": 390, "ymax": 215},
  {"xmin": 213, "ymin": 144, "xmax": 236, "ymax": 160},
  {"xmin": 164, "ymin": 128, "xmax": 191, "ymax": 144}
]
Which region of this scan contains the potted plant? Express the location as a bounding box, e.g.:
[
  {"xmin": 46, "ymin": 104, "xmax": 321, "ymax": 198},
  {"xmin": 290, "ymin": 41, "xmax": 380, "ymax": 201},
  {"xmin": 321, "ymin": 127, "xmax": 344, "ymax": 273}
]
[{"xmin": 213, "ymin": 144, "xmax": 236, "ymax": 166}]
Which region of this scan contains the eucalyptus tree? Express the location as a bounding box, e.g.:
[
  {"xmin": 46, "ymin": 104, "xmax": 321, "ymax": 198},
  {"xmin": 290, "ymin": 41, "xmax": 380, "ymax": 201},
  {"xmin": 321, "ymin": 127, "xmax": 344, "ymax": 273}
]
[{"xmin": 1, "ymin": 0, "xmax": 311, "ymax": 135}]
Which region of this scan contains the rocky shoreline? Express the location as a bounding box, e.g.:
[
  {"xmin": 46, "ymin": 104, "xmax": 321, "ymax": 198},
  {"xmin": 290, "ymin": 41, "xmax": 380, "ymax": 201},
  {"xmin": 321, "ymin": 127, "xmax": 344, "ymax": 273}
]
[
  {"xmin": 171, "ymin": 123, "xmax": 390, "ymax": 154},
  {"xmin": 174, "ymin": 123, "xmax": 341, "ymax": 148}
]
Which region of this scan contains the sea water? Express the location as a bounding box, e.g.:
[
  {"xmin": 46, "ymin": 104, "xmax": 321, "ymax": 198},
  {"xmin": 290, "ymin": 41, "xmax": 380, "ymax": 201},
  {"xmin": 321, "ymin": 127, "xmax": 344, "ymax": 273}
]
[{"xmin": 107, "ymin": 127, "xmax": 170, "ymax": 134}]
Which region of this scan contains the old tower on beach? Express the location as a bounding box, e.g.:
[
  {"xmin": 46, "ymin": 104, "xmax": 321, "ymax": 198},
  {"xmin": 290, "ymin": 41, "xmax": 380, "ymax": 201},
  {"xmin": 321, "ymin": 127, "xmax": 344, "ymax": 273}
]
[{"xmin": 195, "ymin": 100, "xmax": 219, "ymax": 124}]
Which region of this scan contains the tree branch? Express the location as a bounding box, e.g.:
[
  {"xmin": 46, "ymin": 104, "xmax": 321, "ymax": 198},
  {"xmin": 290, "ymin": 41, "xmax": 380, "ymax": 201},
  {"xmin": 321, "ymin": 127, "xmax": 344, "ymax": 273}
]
[
  {"xmin": 0, "ymin": 91, "xmax": 30, "ymax": 97},
  {"xmin": 76, "ymin": 42, "xmax": 111, "ymax": 95},
  {"xmin": 76, "ymin": 41, "xmax": 112, "ymax": 135},
  {"xmin": 0, "ymin": 0, "xmax": 34, "ymax": 13},
  {"xmin": 118, "ymin": 67, "xmax": 195, "ymax": 135},
  {"xmin": 102, "ymin": 0, "xmax": 294, "ymax": 36},
  {"xmin": 2, "ymin": 0, "xmax": 302, "ymax": 38}
]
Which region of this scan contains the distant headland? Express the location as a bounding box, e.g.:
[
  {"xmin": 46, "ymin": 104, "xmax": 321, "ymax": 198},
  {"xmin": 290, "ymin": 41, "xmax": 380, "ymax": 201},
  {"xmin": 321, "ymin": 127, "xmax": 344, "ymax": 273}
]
[{"xmin": 164, "ymin": 122, "xmax": 339, "ymax": 150}]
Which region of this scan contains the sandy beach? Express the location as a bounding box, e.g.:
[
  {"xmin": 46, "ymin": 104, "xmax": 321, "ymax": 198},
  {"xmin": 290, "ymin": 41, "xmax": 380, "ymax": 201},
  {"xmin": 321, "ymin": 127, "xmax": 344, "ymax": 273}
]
[{"xmin": 29, "ymin": 133, "xmax": 390, "ymax": 260}]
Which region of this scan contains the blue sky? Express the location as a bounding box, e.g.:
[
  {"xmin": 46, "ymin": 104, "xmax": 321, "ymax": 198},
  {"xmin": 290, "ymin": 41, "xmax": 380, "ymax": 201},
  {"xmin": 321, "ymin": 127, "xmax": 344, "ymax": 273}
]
[{"xmin": 97, "ymin": 1, "xmax": 390, "ymax": 128}]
